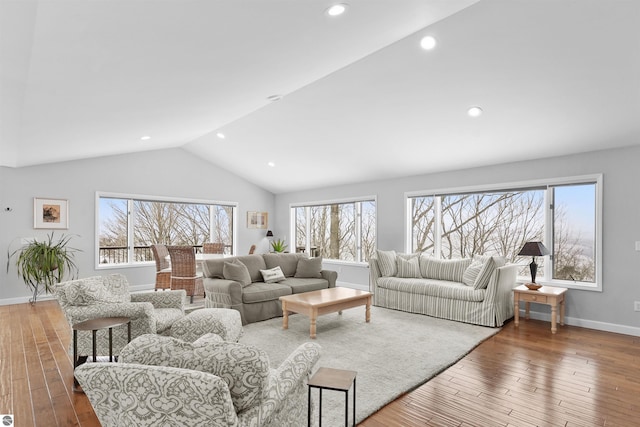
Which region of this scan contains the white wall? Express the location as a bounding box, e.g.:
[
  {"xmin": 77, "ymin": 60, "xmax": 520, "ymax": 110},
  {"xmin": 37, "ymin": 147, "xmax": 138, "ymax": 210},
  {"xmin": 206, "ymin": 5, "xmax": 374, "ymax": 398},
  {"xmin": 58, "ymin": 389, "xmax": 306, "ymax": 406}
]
[
  {"xmin": 0, "ymin": 148, "xmax": 274, "ymax": 302},
  {"xmin": 275, "ymin": 145, "xmax": 640, "ymax": 335}
]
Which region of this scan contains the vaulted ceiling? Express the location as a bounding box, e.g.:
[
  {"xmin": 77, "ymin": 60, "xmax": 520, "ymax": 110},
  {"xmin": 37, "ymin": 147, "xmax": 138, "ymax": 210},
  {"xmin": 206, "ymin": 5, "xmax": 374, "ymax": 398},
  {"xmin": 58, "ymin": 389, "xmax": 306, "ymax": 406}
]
[{"xmin": 2, "ymin": 0, "xmax": 639, "ymax": 193}]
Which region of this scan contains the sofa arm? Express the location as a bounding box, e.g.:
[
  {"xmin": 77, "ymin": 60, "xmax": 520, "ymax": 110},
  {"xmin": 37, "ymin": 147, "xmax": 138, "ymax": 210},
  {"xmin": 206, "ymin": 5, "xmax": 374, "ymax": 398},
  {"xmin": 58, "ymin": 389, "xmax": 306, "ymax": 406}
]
[
  {"xmin": 75, "ymin": 362, "xmax": 239, "ymax": 427},
  {"xmin": 368, "ymin": 256, "xmax": 382, "ymax": 295},
  {"xmin": 203, "ymin": 278, "xmax": 246, "ymax": 320},
  {"xmin": 131, "ymin": 290, "xmax": 186, "ymax": 311},
  {"xmin": 320, "ymin": 270, "xmax": 338, "ymax": 288},
  {"xmin": 259, "ymin": 342, "xmax": 321, "ymax": 422},
  {"xmin": 485, "ymin": 264, "xmax": 519, "ymax": 304},
  {"xmin": 64, "ymin": 302, "xmax": 156, "ymax": 328}
]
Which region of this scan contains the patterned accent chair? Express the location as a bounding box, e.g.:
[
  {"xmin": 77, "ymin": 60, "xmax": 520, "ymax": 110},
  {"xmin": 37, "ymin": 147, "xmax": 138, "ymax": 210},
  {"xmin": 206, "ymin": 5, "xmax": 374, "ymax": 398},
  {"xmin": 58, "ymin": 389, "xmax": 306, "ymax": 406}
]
[
  {"xmin": 150, "ymin": 244, "xmax": 171, "ymax": 290},
  {"xmin": 75, "ymin": 333, "xmax": 321, "ymax": 427},
  {"xmin": 54, "ymin": 274, "xmax": 186, "ymax": 360}
]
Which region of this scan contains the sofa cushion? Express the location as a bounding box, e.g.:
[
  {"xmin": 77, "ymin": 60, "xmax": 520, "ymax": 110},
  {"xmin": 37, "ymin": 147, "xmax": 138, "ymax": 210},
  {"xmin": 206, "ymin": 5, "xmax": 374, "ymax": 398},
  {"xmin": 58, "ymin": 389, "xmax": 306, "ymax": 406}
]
[
  {"xmin": 263, "ymin": 253, "xmax": 303, "ymax": 277},
  {"xmin": 223, "ymin": 259, "xmax": 252, "ymax": 287},
  {"xmin": 376, "ymin": 250, "xmax": 397, "ymax": 277},
  {"xmin": 260, "ymin": 266, "xmax": 286, "ymax": 283},
  {"xmin": 377, "ymin": 277, "xmax": 485, "ymax": 302},
  {"xmin": 396, "ymin": 256, "xmax": 421, "ymax": 278},
  {"xmin": 419, "ymin": 257, "xmax": 472, "ymax": 282},
  {"xmin": 462, "ymin": 260, "xmax": 484, "ymax": 286},
  {"xmin": 119, "ymin": 333, "xmax": 270, "ymax": 413},
  {"xmin": 234, "ymin": 255, "xmax": 268, "ymax": 282},
  {"xmin": 472, "ymin": 255, "xmax": 506, "ymax": 290},
  {"xmin": 280, "ymin": 277, "xmax": 329, "ymax": 294},
  {"xmin": 241, "ymin": 282, "xmax": 292, "ymax": 304},
  {"xmin": 294, "ymin": 257, "xmax": 323, "ymax": 278}
]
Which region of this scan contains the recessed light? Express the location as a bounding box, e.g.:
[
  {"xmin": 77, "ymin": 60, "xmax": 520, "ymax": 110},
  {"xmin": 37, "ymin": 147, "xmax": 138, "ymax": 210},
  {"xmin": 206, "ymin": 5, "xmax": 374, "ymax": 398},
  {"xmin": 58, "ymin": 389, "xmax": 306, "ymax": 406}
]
[
  {"xmin": 141, "ymin": 135, "xmax": 151, "ymax": 140},
  {"xmin": 467, "ymin": 106, "xmax": 483, "ymax": 117},
  {"xmin": 420, "ymin": 36, "xmax": 437, "ymax": 50},
  {"xmin": 267, "ymin": 161, "xmax": 275, "ymax": 167},
  {"xmin": 326, "ymin": 3, "xmax": 348, "ymax": 17},
  {"xmin": 216, "ymin": 132, "xmax": 225, "ymax": 139},
  {"xmin": 267, "ymin": 94, "xmax": 282, "ymax": 102}
]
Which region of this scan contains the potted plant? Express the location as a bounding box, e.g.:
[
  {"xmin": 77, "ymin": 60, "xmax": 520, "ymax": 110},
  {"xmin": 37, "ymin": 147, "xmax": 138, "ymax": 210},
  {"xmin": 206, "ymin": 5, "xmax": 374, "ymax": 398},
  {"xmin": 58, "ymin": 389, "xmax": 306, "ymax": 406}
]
[
  {"xmin": 270, "ymin": 238, "xmax": 288, "ymax": 253},
  {"xmin": 7, "ymin": 232, "xmax": 80, "ymax": 303}
]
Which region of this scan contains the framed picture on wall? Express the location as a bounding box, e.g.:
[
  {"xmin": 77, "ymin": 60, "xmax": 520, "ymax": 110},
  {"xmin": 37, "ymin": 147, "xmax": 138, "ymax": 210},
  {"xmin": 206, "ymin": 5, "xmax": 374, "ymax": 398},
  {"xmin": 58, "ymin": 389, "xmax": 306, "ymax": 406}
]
[
  {"xmin": 247, "ymin": 211, "xmax": 268, "ymax": 229},
  {"xmin": 34, "ymin": 197, "xmax": 69, "ymax": 229}
]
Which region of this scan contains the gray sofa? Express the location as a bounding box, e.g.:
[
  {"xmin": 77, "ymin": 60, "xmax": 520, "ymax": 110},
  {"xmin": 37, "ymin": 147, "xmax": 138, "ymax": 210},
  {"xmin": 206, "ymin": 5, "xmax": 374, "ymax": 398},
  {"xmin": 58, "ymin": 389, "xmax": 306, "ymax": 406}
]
[
  {"xmin": 202, "ymin": 253, "xmax": 337, "ymax": 325},
  {"xmin": 369, "ymin": 251, "xmax": 519, "ymax": 327}
]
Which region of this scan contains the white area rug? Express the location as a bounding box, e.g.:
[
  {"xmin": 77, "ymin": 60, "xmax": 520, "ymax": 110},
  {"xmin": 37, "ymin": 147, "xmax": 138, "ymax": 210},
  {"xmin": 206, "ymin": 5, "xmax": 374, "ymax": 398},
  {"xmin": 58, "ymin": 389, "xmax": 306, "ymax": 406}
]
[{"xmin": 239, "ymin": 306, "xmax": 500, "ymax": 425}]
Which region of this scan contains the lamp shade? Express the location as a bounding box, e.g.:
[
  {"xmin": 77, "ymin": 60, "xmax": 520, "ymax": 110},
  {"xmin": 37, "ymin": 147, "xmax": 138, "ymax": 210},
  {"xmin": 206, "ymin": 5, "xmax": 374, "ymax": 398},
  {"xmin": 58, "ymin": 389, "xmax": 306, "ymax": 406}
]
[
  {"xmin": 518, "ymin": 241, "xmax": 549, "ymax": 257},
  {"xmin": 266, "ymin": 230, "xmax": 273, "ymax": 237}
]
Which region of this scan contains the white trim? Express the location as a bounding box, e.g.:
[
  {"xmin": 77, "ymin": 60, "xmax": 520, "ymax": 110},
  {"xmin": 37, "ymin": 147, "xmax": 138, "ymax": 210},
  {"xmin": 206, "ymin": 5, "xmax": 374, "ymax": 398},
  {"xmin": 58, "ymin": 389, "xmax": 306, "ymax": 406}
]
[
  {"xmin": 517, "ymin": 310, "xmax": 640, "ymax": 337},
  {"xmin": 289, "ymin": 194, "xmax": 377, "ymax": 208}
]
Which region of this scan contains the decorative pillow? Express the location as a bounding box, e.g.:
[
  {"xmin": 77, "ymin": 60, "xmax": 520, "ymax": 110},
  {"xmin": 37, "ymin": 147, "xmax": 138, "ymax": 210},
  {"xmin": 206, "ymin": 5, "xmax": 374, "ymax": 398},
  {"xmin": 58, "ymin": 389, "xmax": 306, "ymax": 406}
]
[
  {"xmin": 376, "ymin": 250, "xmax": 397, "ymax": 277},
  {"xmin": 294, "ymin": 257, "xmax": 323, "ymax": 278},
  {"xmin": 120, "ymin": 334, "xmax": 269, "ymax": 413},
  {"xmin": 462, "ymin": 260, "xmax": 484, "ymax": 286},
  {"xmin": 396, "ymin": 256, "xmax": 421, "ymax": 278},
  {"xmin": 65, "ymin": 276, "xmax": 124, "ymax": 306},
  {"xmin": 263, "ymin": 253, "xmax": 302, "ymax": 277},
  {"xmin": 260, "ymin": 266, "xmax": 286, "ymax": 283},
  {"xmin": 223, "ymin": 259, "xmax": 252, "ymax": 287},
  {"xmin": 419, "ymin": 257, "xmax": 472, "ymax": 282},
  {"xmin": 472, "ymin": 257, "xmax": 495, "ymax": 290},
  {"xmin": 471, "ymin": 255, "xmax": 507, "ymax": 290}
]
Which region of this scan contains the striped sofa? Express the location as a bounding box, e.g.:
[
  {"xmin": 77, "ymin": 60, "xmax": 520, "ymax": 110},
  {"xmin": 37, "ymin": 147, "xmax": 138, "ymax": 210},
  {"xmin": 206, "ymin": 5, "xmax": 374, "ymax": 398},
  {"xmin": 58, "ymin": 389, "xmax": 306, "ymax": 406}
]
[{"xmin": 369, "ymin": 251, "xmax": 519, "ymax": 327}]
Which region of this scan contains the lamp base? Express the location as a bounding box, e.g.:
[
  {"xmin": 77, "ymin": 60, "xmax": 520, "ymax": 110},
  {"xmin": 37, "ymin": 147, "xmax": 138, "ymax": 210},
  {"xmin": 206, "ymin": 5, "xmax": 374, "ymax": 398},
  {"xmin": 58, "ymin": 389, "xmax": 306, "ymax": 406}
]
[{"xmin": 525, "ymin": 283, "xmax": 542, "ymax": 290}]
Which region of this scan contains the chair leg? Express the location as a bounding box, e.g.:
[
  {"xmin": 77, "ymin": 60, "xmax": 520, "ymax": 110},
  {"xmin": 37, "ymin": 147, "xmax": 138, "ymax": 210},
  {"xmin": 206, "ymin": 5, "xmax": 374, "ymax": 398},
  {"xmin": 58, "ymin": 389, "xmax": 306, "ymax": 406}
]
[{"xmin": 190, "ymin": 294, "xmax": 194, "ymax": 304}]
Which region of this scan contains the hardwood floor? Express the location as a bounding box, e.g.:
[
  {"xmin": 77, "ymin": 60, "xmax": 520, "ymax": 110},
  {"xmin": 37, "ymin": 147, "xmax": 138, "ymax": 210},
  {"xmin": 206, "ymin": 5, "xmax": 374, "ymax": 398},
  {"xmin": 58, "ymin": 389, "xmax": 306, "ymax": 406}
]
[{"xmin": 1, "ymin": 300, "xmax": 638, "ymax": 426}]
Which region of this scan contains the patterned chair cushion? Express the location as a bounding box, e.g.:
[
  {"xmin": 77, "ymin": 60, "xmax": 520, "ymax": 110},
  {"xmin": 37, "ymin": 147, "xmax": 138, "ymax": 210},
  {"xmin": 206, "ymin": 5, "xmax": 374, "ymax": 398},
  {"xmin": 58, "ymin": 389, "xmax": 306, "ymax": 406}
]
[
  {"xmin": 170, "ymin": 308, "xmax": 243, "ymax": 342},
  {"xmin": 63, "ymin": 276, "xmax": 128, "ymax": 306},
  {"xmin": 120, "ymin": 333, "xmax": 270, "ymax": 413}
]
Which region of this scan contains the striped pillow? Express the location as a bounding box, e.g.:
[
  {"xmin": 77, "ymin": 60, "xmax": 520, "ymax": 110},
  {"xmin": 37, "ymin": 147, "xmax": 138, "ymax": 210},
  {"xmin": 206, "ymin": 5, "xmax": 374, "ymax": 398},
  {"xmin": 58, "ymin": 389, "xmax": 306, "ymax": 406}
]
[
  {"xmin": 396, "ymin": 256, "xmax": 421, "ymax": 278},
  {"xmin": 419, "ymin": 257, "xmax": 472, "ymax": 282},
  {"xmin": 462, "ymin": 260, "xmax": 484, "ymax": 286},
  {"xmin": 376, "ymin": 250, "xmax": 397, "ymax": 277},
  {"xmin": 471, "ymin": 255, "xmax": 506, "ymax": 290}
]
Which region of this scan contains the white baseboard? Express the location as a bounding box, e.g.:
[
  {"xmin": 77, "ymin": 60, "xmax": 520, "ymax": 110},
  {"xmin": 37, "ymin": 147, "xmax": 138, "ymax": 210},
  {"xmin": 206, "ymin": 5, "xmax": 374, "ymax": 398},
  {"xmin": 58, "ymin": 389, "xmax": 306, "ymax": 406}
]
[
  {"xmin": 337, "ymin": 280, "xmax": 369, "ymax": 291},
  {"xmin": 517, "ymin": 309, "xmax": 640, "ymax": 337}
]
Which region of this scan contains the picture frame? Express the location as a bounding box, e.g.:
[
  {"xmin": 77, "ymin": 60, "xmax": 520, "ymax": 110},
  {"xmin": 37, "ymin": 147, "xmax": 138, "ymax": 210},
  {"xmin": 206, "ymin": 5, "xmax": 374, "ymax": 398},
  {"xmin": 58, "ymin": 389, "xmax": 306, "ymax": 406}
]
[
  {"xmin": 247, "ymin": 211, "xmax": 268, "ymax": 229},
  {"xmin": 34, "ymin": 197, "xmax": 69, "ymax": 229}
]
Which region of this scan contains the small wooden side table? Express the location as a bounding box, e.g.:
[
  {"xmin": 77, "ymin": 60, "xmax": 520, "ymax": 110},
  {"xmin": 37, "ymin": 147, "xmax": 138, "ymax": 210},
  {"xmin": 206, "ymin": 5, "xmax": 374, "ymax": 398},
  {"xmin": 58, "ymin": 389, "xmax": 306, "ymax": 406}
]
[
  {"xmin": 514, "ymin": 285, "xmax": 567, "ymax": 334},
  {"xmin": 72, "ymin": 317, "xmax": 131, "ymax": 390},
  {"xmin": 308, "ymin": 367, "xmax": 357, "ymax": 427}
]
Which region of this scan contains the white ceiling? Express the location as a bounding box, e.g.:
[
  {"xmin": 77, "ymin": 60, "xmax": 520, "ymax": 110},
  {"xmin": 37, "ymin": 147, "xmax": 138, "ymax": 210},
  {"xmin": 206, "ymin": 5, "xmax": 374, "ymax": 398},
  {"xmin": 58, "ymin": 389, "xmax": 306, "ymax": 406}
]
[{"xmin": 2, "ymin": 0, "xmax": 639, "ymax": 194}]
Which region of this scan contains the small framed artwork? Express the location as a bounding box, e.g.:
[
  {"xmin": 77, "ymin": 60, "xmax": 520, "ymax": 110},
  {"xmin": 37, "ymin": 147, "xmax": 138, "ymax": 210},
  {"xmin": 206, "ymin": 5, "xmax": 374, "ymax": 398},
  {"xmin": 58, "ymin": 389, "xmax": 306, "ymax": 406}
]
[
  {"xmin": 34, "ymin": 198, "xmax": 69, "ymax": 229},
  {"xmin": 247, "ymin": 211, "xmax": 268, "ymax": 229}
]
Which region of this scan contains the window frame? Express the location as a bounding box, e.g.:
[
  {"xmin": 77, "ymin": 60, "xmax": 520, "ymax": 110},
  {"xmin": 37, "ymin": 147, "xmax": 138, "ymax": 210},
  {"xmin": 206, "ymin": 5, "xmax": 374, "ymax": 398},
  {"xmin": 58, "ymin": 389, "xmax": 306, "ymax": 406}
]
[
  {"xmin": 290, "ymin": 195, "xmax": 377, "ymax": 265},
  {"xmin": 405, "ymin": 174, "xmax": 603, "ymax": 291},
  {"xmin": 95, "ymin": 191, "xmax": 238, "ymax": 269}
]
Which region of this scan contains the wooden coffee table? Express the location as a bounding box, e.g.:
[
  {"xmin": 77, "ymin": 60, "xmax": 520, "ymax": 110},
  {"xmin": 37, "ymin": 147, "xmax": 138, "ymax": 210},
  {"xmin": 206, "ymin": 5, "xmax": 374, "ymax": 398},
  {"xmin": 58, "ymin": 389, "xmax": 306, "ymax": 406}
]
[{"xmin": 280, "ymin": 287, "xmax": 372, "ymax": 338}]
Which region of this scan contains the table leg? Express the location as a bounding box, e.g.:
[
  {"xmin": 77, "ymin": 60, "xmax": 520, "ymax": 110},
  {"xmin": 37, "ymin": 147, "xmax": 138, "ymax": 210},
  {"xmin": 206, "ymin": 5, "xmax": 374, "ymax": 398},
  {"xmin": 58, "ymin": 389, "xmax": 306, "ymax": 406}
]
[
  {"xmin": 307, "ymin": 385, "xmax": 311, "ymax": 427},
  {"xmin": 551, "ymin": 303, "xmax": 558, "ymax": 334},
  {"xmin": 319, "ymin": 388, "xmax": 323, "ymax": 427},
  {"xmin": 92, "ymin": 329, "xmax": 97, "ymax": 362},
  {"xmin": 365, "ymin": 297, "xmax": 371, "ymax": 323},
  {"xmin": 353, "ymin": 377, "xmax": 356, "ymax": 427},
  {"xmin": 282, "ymin": 301, "xmax": 289, "ymax": 330},
  {"xmin": 345, "ymin": 390, "xmax": 348, "ymax": 427},
  {"xmin": 73, "ymin": 330, "xmax": 78, "ymax": 388},
  {"xmin": 310, "ymin": 309, "xmax": 317, "ymax": 339},
  {"xmin": 560, "ymin": 300, "xmax": 565, "ymax": 326},
  {"xmin": 127, "ymin": 321, "xmax": 132, "ymax": 342},
  {"xmin": 108, "ymin": 327, "xmax": 113, "ymax": 362},
  {"xmin": 525, "ymin": 301, "xmax": 531, "ymax": 320},
  {"xmin": 514, "ymin": 295, "xmax": 520, "ymax": 327}
]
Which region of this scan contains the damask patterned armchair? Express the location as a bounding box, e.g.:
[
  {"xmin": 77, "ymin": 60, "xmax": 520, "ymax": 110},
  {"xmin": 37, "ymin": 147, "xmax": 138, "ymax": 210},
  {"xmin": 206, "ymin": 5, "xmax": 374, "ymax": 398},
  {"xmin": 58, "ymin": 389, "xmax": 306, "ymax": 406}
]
[
  {"xmin": 54, "ymin": 273, "xmax": 186, "ymax": 359},
  {"xmin": 74, "ymin": 333, "xmax": 321, "ymax": 427}
]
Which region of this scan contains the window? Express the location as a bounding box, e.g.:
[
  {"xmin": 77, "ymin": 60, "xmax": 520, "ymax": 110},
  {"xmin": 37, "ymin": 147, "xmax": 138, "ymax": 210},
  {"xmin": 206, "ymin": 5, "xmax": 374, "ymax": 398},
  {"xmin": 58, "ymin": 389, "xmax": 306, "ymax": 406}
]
[
  {"xmin": 97, "ymin": 193, "xmax": 236, "ymax": 267},
  {"xmin": 407, "ymin": 175, "xmax": 601, "ymax": 289},
  {"xmin": 292, "ymin": 198, "xmax": 376, "ymax": 263}
]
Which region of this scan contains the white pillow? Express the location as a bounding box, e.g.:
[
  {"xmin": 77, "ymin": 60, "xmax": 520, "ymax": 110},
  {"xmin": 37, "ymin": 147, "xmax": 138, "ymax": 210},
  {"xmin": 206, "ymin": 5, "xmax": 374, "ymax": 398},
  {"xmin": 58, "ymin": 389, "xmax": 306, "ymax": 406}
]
[{"xmin": 260, "ymin": 266, "xmax": 286, "ymax": 283}]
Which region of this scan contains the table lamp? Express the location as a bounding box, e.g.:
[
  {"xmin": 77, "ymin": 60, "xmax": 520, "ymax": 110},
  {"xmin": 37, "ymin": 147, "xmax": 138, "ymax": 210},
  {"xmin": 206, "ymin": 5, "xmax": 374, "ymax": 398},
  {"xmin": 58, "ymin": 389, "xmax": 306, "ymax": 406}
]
[{"xmin": 517, "ymin": 241, "xmax": 549, "ymax": 284}]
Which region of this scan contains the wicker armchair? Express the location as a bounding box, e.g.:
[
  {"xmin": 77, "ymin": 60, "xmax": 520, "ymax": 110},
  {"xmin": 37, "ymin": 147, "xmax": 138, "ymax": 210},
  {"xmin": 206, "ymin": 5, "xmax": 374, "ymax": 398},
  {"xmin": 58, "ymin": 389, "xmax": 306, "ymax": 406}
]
[
  {"xmin": 167, "ymin": 245, "xmax": 205, "ymax": 303},
  {"xmin": 203, "ymin": 242, "xmax": 225, "ymax": 254},
  {"xmin": 150, "ymin": 244, "xmax": 171, "ymax": 290}
]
